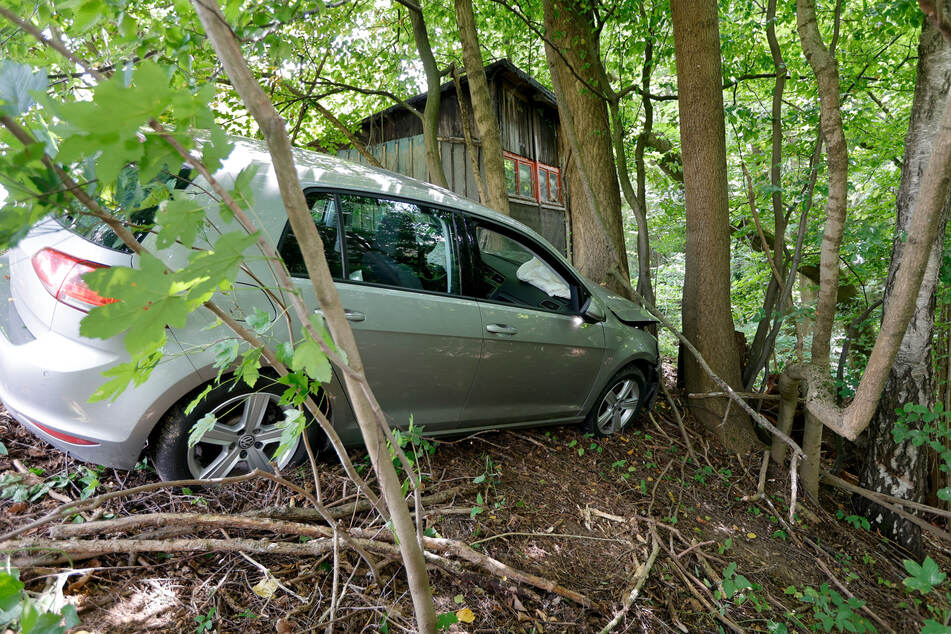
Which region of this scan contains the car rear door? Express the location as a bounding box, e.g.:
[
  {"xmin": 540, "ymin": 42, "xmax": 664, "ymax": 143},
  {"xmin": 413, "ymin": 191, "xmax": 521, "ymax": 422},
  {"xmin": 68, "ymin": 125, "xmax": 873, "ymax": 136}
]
[
  {"xmin": 458, "ymin": 219, "xmax": 606, "ymax": 424},
  {"xmin": 279, "ymin": 191, "xmax": 483, "ymax": 430}
]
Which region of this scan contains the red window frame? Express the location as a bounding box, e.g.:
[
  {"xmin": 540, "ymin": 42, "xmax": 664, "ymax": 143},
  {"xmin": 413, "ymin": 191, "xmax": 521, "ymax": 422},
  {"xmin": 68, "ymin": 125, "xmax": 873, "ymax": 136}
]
[{"xmin": 503, "ymin": 152, "xmax": 562, "ymax": 205}]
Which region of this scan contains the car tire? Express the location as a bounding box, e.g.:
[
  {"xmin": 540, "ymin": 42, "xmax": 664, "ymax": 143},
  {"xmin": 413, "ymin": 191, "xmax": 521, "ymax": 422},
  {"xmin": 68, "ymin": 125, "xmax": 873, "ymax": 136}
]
[
  {"xmin": 583, "ymin": 367, "xmax": 646, "ymax": 437},
  {"xmin": 150, "ymin": 379, "xmax": 330, "ymax": 481}
]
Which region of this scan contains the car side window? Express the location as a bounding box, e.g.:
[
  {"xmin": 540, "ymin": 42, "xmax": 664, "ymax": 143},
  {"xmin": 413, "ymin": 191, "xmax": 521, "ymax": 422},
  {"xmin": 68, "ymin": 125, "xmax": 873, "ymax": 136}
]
[
  {"xmin": 473, "ymin": 224, "xmax": 575, "ymax": 314},
  {"xmin": 340, "ymin": 194, "xmax": 457, "ymax": 294},
  {"xmin": 278, "ymin": 191, "xmax": 344, "ymax": 279}
]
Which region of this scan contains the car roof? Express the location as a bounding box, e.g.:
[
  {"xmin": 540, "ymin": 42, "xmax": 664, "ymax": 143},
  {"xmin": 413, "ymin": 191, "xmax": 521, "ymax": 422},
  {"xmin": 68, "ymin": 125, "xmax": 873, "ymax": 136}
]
[{"xmin": 223, "ymin": 136, "xmax": 564, "ymax": 259}]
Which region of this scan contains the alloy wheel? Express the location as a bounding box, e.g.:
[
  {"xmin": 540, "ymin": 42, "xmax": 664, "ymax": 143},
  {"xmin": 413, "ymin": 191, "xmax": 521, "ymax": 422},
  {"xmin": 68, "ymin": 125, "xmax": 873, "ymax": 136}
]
[
  {"xmin": 186, "ymin": 392, "xmax": 298, "ymax": 479},
  {"xmin": 595, "ymin": 379, "xmax": 640, "ymax": 435}
]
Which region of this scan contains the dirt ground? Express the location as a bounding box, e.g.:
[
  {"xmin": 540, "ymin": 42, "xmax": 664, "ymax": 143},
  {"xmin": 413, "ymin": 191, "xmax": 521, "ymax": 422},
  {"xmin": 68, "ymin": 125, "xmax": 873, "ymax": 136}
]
[{"xmin": 1, "ymin": 392, "xmax": 948, "ymax": 633}]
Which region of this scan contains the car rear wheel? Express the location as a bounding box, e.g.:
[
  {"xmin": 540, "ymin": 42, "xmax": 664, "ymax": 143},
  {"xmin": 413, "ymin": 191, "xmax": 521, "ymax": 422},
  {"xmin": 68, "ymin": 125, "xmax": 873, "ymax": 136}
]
[
  {"xmin": 150, "ymin": 380, "xmax": 330, "ymax": 481},
  {"xmin": 584, "ymin": 367, "xmax": 646, "ymax": 437}
]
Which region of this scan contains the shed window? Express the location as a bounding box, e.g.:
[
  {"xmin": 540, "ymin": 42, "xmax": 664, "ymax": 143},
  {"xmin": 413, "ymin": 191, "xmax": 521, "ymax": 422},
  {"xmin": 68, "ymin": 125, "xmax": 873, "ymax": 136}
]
[{"xmin": 503, "ymin": 152, "xmax": 559, "ymax": 204}]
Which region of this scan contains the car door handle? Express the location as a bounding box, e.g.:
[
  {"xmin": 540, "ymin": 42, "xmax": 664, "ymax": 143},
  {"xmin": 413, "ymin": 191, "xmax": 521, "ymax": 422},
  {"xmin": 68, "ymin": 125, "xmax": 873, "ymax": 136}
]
[
  {"xmin": 486, "ymin": 323, "xmax": 518, "ymax": 335},
  {"xmin": 314, "ymin": 308, "xmax": 366, "ymax": 322}
]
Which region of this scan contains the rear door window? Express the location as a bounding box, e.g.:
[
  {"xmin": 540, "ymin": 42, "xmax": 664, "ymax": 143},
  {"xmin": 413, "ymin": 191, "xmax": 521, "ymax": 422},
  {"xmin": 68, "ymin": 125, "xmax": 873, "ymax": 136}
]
[
  {"xmin": 278, "ymin": 191, "xmax": 343, "ymax": 278},
  {"xmin": 340, "ymin": 194, "xmax": 458, "ymax": 294}
]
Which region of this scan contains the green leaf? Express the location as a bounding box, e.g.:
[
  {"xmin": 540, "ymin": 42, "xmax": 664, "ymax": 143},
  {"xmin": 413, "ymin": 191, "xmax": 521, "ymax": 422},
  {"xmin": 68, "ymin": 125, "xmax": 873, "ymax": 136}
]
[
  {"xmin": 247, "ymin": 308, "xmax": 272, "ymax": 334},
  {"xmin": 274, "ymin": 408, "xmax": 306, "ymax": 461},
  {"xmin": 291, "ymin": 339, "xmax": 331, "ymax": 383},
  {"xmin": 155, "ymin": 193, "xmax": 205, "ymax": 249},
  {"xmin": 0, "ymin": 441, "xmax": 6, "ymax": 456},
  {"xmin": 82, "ymin": 254, "xmax": 192, "ymax": 358},
  {"xmin": 922, "ymin": 619, "xmax": 951, "ymax": 634},
  {"xmin": 200, "ymin": 127, "xmax": 234, "ymax": 175},
  {"xmin": 88, "ymin": 354, "xmax": 160, "ymax": 402},
  {"xmin": 903, "ymin": 556, "xmax": 946, "ymax": 594},
  {"xmin": 185, "ymin": 385, "xmax": 213, "ymax": 416},
  {"xmin": 236, "ymin": 348, "xmax": 263, "ymax": 388},
  {"xmin": 436, "ymin": 612, "xmax": 459, "ymax": 631},
  {"xmin": 0, "ymin": 569, "xmax": 25, "ymax": 623},
  {"xmin": 0, "ymin": 61, "xmax": 47, "ymax": 116},
  {"xmin": 188, "ymin": 413, "xmax": 218, "ymax": 448},
  {"xmin": 179, "ymin": 231, "xmax": 259, "ymax": 301}
]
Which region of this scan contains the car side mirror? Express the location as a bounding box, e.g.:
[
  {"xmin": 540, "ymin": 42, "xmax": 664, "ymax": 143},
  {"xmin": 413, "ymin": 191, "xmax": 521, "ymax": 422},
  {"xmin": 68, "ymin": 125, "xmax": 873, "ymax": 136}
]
[{"xmin": 581, "ymin": 296, "xmax": 606, "ymax": 323}]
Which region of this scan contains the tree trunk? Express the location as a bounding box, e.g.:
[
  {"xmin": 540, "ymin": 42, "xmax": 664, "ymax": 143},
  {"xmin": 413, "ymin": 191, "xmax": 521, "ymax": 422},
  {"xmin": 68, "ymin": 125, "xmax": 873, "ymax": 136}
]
[
  {"xmin": 192, "ymin": 2, "xmax": 438, "ymax": 630},
  {"xmin": 670, "ymin": 0, "xmax": 755, "ymax": 452},
  {"xmin": 453, "ymin": 0, "xmax": 509, "ymax": 215},
  {"xmin": 542, "ymin": 0, "xmax": 631, "ymax": 297},
  {"xmin": 855, "ymin": 9, "xmax": 951, "ymax": 557},
  {"xmin": 796, "ymin": 0, "xmax": 848, "ymax": 371},
  {"xmin": 631, "ymin": 35, "xmax": 656, "ymax": 305},
  {"xmin": 407, "ymin": 2, "xmax": 448, "ymax": 190},
  {"xmin": 794, "ymin": 0, "xmax": 849, "ymax": 498},
  {"xmin": 744, "ymin": 0, "xmax": 788, "ymax": 388}
]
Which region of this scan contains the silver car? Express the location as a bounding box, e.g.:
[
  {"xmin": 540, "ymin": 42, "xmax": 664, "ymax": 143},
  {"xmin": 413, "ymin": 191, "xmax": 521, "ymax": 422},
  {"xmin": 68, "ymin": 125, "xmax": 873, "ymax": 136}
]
[{"xmin": 0, "ymin": 138, "xmax": 658, "ymax": 481}]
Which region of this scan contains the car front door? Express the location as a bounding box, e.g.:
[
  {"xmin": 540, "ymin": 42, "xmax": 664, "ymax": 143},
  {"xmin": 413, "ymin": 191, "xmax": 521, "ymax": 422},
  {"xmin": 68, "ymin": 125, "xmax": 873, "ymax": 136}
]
[
  {"xmin": 459, "ymin": 221, "xmax": 606, "ymax": 424},
  {"xmin": 279, "ymin": 191, "xmax": 483, "ymax": 430}
]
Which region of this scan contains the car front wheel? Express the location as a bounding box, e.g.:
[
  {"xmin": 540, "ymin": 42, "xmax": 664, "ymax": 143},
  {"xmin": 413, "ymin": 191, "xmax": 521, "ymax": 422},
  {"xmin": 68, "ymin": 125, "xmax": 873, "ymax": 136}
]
[{"xmin": 584, "ymin": 367, "xmax": 646, "ymax": 437}]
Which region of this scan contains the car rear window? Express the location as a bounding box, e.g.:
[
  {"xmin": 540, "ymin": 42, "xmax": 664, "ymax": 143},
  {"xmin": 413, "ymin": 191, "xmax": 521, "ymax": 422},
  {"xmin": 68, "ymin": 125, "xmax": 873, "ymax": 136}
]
[{"xmin": 56, "ymin": 167, "xmax": 189, "ymax": 253}]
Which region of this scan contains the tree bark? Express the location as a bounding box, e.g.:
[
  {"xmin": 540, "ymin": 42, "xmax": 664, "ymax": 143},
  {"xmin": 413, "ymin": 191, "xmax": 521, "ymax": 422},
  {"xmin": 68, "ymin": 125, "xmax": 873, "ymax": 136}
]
[
  {"xmin": 191, "ymin": 2, "xmax": 437, "ymax": 631},
  {"xmin": 453, "ymin": 0, "xmax": 509, "ymax": 215},
  {"xmin": 744, "ymin": 0, "xmax": 788, "ymax": 388},
  {"xmin": 406, "ymin": 1, "xmax": 449, "ymax": 190},
  {"xmin": 797, "ymin": 0, "xmax": 848, "ymax": 370},
  {"xmin": 670, "ymin": 0, "xmax": 755, "ymax": 451},
  {"xmin": 855, "ymin": 7, "xmax": 951, "ymax": 556},
  {"xmin": 542, "ymin": 0, "xmax": 631, "ymax": 297}
]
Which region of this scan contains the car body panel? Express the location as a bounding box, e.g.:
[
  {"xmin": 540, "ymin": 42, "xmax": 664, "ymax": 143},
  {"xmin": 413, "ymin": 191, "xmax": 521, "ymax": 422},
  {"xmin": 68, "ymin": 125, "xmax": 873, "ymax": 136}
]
[{"xmin": 462, "ymin": 303, "xmax": 605, "ymax": 423}]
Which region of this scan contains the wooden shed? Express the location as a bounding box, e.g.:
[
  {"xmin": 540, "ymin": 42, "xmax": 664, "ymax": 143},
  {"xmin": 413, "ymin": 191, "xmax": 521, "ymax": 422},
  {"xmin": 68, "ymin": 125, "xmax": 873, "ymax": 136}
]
[{"xmin": 338, "ymin": 59, "xmax": 569, "ymax": 254}]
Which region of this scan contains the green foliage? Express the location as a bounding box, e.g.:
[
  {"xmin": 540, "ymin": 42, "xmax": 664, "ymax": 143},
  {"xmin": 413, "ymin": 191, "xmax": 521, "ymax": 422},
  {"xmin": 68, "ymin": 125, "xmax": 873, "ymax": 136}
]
[
  {"xmin": 893, "ymin": 404, "xmax": 951, "ymax": 501},
  {"xmin": 194, "ymin": 607, "xmax": 215, "ymax": 633},
  {"xmin": 835, "ymin": 509, "xmax": 871, "ymax": 531},
  {"xmin": 188, "ymin": 413, "xmax": 218, "ymax": 449},
  {"xmin": 717, "ymin": 562, "xmax": 754, "ymax": 602},
  {"xmin": 436, "ymin": 611, "xmax": 458, "ymax": 631},
  {"xmin": 0, "ymin": 568, "xmax": 80, "ymax": 634},
  {"xmin": 785, "ymin": 583, "xmax": 874, "ymax": 633},
  {"xmin": 904, "ymin": 557, "xmax": 947, "ymax": 595}
]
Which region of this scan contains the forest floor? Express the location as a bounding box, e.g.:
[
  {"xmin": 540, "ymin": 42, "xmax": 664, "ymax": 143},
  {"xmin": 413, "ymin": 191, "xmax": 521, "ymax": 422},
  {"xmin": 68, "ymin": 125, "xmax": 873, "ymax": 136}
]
[{"xmin": 1, "ymin": 382, "xmax": 949, "ymax": 633}]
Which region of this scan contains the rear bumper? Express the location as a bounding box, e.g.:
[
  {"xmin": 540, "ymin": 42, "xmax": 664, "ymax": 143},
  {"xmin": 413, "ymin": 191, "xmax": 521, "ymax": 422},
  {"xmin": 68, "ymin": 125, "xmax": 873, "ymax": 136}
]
[{"xmin": 0, "ymin": 255, "xmax": 195, "ymax": 469}]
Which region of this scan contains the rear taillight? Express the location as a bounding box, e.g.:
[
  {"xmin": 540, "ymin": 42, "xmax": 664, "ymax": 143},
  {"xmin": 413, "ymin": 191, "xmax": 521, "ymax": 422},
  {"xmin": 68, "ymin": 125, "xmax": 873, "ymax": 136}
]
[{"xmin": 31, "ymin": 248, "xmax": 117, "ymax": 311}]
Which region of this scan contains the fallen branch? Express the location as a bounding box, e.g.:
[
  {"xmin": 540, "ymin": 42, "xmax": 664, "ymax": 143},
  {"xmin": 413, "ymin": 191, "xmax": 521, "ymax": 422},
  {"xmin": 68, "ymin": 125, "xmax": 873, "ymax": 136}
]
[
  {"xmin": 0, "ymin": 471, "xmax": 263, "ymax": 541},
  {"xmin": 246, "ymin": 483, "xmax": 474, "ymax": 522},
  {"xmin": 822, "ymin": 472, "xmax": 951, "ymax": 544},
  {"xmin": 23, "ymin": 511, "xmax": 594, "ymax": 606},
  {"xmin": 599, "ymin": 535, "xmax": 661, "ymax": 634},
  {"xmin": 688, "ymin": 391, "xmax": 786, "ymax": 401},
  {"xmin": 821, "ymin": 471, "xmax": 951, "ymax": 520}
]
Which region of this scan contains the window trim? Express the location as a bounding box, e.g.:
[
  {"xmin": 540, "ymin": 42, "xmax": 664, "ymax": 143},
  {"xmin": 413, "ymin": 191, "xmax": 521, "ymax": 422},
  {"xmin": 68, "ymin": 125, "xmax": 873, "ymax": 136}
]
[{"xmin": 503, "ymin": 152, "xmax": 562, "ymax": 205}]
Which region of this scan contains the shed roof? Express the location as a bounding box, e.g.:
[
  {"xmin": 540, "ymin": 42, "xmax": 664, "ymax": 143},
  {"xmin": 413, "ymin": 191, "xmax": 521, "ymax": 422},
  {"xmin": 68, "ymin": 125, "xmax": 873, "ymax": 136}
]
[{"xmin": 360, "ymin": 58, "xmax": 557, "ymax": 124}]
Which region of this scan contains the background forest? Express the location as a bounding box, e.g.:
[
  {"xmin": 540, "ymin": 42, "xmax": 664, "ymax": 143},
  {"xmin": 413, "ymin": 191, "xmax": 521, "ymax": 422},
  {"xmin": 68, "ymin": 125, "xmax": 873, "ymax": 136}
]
[{"xmin": 2, "ymin": 0, "xmax": 951, "ymax": 631}]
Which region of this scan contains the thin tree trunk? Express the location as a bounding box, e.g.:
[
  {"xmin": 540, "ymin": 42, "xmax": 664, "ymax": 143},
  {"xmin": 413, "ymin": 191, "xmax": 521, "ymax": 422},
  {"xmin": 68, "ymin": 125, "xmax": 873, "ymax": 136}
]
[
  {"xmin": 794, "ymin": 0, "xmax": 848, "ymax": 498},
  {"xmin": 633, "ymin": 35, "xmax": 656, "ymax": 306},
  {"xmin": 744, "ymin": 0, "xmax": 788, "ymax": 388},
  {"xmin": 670, "ymin": 0, "xmax": 755, "ymax": 452},
  {"xmin": 855, "ymin": 6, "xmax": 951, "ymax": 556},
  {"xmin": 191, "ymin": 2, "xmax": 437, "ymax": 630},
  {"xmin": 797, "ymin": 0, "xmax": 848, "ymax": 371},
  {"xmin": 542, "ymin": 0, "xmax": 631, "ymax": 297},
  {"xmin": 451, "ymin": 64, "xmax": 488, "ymax": 204},
  {"xmin": 453, "ymin": 0, "xmax": 510, "ymax": 215},
  {"xmin": 406, "ymin": 1, "xmax": 448, "ymax": 190}
]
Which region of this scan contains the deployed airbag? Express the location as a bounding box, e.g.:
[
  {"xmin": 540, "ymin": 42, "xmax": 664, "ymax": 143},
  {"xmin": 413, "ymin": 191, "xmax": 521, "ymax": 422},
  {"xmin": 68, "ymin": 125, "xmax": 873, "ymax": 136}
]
[{"xmin": 516, "ymin": 257, "xmax": 571, "ymax": 299}]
